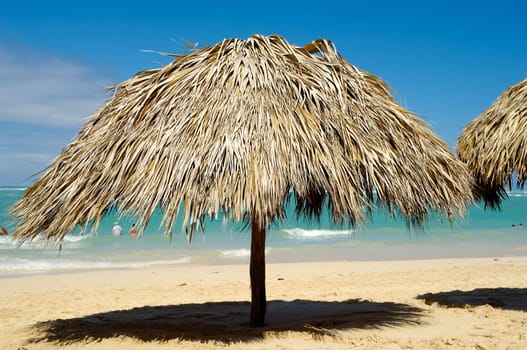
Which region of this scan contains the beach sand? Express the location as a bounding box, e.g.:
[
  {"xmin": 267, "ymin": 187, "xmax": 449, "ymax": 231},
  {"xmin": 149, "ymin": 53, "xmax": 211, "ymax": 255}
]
[{"xmin": 1, "ymin": 257, "xmax": 526, "ymax": 349}]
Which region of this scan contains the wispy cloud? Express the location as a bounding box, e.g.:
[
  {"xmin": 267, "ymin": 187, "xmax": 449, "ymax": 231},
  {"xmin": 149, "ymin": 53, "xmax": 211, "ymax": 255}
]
[
  {"xmin": 0, "ymin": 44, "xmax": 113, "ymax": 128},
  {"xmin": 0, "ymin": 121, "xmax": 81, "ymax": 185},
  {"xmin": 0, "ymin": 45, "xmax": 116, "ymax": 184}
]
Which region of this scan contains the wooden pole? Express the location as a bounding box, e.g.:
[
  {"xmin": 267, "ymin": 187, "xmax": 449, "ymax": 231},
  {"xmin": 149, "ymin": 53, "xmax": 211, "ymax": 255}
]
[{"xmin": 249, "ymin": 219, "xmax": 266, "ymax": 326}]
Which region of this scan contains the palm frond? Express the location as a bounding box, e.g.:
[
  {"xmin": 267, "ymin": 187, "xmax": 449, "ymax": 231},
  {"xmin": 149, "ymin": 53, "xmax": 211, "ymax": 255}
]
[{"xmin": 457, "ymin": 78, "xmax": 527, "ymax": 207}]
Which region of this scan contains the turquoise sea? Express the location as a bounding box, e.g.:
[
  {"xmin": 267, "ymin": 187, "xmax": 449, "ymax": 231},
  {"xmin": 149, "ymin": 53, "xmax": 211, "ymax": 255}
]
[{"xmin": 1, "ymin": 186, "xmax": 527, "ymax": 276}]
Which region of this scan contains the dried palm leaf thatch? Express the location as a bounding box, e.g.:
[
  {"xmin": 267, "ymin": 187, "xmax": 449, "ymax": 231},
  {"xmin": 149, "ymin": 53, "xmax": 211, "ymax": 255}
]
[
  {"xmin": 12, "ymin": 33, "xmax": 473, "ymax": 326},
  {"xmin": 457, "ymin": 77, "xmax": 527, "ymax": 208},
  {"xmin": 12, "ymin": 34, "xmax": 472, "ymax": 243}
]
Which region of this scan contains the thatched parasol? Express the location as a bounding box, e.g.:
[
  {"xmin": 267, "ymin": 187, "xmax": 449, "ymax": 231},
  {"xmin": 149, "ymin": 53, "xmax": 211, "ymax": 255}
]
[
  {"xmin": 457, "ymin": 77, "xmax": 527, "ymax": 208},
  {"xmin": 12, "ymin": 34, "xmax": 472, "ymax": 326}
]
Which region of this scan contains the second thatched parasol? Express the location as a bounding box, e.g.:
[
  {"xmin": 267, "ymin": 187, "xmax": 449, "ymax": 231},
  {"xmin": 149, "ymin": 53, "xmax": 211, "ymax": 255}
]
[
  {"xmin": 457, "ymin": 77, "xmax": 527, "ymax": 208},
  {"xmin": 12, "ymin": 34, "xmax": 473, "ymax": 326}
]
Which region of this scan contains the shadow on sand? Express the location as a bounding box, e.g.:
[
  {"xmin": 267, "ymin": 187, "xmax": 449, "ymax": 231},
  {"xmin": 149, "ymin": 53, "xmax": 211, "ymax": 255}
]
[
  {"xmin": 29, "ymin": 299, "xmax": 425, "ymax": 344},
  {"xmin": 417, "ymin": 288, "xmax": 527, "ymax": 311}
]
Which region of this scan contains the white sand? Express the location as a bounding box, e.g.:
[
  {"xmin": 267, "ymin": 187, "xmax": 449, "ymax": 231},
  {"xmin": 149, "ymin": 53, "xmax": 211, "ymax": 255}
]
[{"xmin": 1, "ymin": 257, "xmax": 526, "ymax": 349}]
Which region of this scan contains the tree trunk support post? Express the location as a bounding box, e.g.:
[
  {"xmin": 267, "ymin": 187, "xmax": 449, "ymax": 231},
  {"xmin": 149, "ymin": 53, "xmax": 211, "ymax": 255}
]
[{"xmin": 250, "ymin": 219, "xmax": 266, "ymax": 327}]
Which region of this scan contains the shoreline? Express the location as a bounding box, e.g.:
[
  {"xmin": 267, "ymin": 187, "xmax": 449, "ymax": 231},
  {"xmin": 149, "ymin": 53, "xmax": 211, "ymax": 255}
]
[
  {"xmin": 2, "ymin": 245, "xmax": 526, "ymax": 275},
  {"xmin": 2, "ymin": 237, "xmax": 527, "ymax": 280}
]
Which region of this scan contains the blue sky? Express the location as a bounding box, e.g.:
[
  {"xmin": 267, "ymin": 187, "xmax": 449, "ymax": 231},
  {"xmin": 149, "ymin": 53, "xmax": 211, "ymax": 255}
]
[{"xmin": 0, "ymin": 0, "xmax": 526, "ymax": 185}]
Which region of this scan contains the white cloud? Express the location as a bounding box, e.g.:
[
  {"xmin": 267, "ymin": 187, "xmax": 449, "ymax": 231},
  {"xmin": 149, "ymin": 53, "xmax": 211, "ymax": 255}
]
[
  {"xmin": 0, "ymin": 151, "xmax": 52, "ymax": 185},
  {"xmin": 0, "ymin": 45, "xmax": 113, "ymax": 128},
  {"xmin": 0, "ymin": 128, "xmax": 73, "ymax": 185},
  {"xmin": 0, "ymin": 44, "xmax": 117, "ymax": 184}
]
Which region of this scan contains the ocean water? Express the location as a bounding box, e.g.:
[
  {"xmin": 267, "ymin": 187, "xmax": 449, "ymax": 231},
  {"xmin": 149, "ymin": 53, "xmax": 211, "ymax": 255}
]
[{"xmin": 2, "ymin": 186, "xmax": 527, "ymax": 276}]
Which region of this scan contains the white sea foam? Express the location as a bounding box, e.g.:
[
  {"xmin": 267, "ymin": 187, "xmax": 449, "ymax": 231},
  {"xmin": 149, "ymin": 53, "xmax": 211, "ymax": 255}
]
[
  {"xmin": 220, "ymin": 248, "xmax": 251, "ymax": 257},
  {"xmin": 282, "ymin": 228, "xmax": 354, "ymax": 239},
  {"xmin": 0, "ymin": 187, "xmax": 26, "ymax": 191},
  {"xmin": 0, "ymin": 256, "xmax": 191, "ymax": 272},
  {"xmin": 62, "ymin": 234, "xmax": 93, "ymax": 243},
  {"xmin": 509, "ymin": 193, "xmax": 527, "ymax": 197},
  {"xmin": 0, "ymin": 233, "xmax": 92, "ymax": 249},
  {"xmin": 0, "ymin": 236, "xmax": 13, "ymax": 245},
  {"xmin": 219, "ymin": 248, "xmax": 270, "ymax": 258}
]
